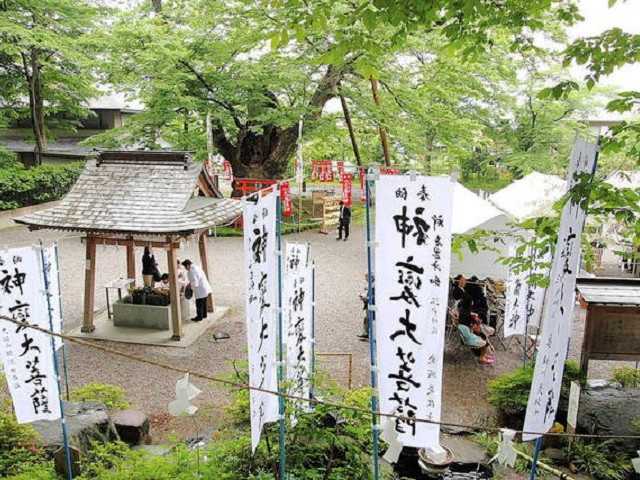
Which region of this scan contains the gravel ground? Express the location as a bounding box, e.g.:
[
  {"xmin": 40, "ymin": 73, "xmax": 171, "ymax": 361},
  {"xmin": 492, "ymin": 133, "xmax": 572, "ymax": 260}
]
[{"xmin": 0, "ymin": 224, "xmax": 631, "ymax": 440}]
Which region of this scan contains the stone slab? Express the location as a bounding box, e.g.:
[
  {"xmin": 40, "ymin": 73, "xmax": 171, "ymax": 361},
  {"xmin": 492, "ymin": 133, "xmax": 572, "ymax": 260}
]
[{"xmin": 67, "ymin": 306, "xmax": 230, "ymax": 348}]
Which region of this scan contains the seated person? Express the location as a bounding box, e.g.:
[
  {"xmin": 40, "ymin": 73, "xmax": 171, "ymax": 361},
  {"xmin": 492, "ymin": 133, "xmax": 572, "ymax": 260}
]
[
  {"xmin": 153, "ymin": 273, "xmax": 170, "ymax": 295},
  {"xmin": 466, "ymin": 276, "xmax": 490, "ymax": 325},
  {"xmin": 457, "ymin": 296, "xmax": 495, "ymax": 365},
  {"xmin": 451, "ymin": 274, "xmax": 467, "ymax": 302}
]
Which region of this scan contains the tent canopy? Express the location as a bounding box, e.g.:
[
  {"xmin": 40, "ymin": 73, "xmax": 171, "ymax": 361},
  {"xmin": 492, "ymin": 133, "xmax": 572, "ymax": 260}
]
[
  {"xmin": 489, "ymin": 171, "xmax": 565, "ymax": 222},
  {"xmin": 605, "ymin": 170, "xmax": 640, "ymax": 189},
  {"xmin": 452, "ymin": 182, "xmax": 507, "ymax": 234}
]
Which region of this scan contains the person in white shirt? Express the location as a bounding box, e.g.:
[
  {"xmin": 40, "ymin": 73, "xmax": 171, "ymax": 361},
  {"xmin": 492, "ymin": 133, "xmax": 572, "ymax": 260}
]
[{"xmin": 181, "ymin": 259, "xmax": 212, "ymax": 322}]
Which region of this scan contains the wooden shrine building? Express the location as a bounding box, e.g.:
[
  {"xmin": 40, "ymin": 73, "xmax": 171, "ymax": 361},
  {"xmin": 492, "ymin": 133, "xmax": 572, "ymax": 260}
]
[{"xmin": 15, "ymin": 151, "xmax": 242, "ymax": 341}]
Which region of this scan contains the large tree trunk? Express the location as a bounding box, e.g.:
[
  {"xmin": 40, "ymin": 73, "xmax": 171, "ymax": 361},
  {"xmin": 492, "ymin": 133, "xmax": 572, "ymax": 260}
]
[
  {"xmin": 22, "ymin": 50, "xmax": 46, "ymax": 166},
  {"xmin": 209, "ymin": 65, "xmax": 344, "ymax": 179}
]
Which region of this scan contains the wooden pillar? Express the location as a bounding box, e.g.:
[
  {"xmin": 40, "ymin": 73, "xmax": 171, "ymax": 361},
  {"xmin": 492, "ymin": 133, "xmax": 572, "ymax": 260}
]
[
  {"xmin": 167, "ymin": 239, "xmax": 183, "ymax": 341},
  {"xmin": 82, "ymin": 235, "xmax": 96, "ymax": 333},
  {"xmin": 198, "ymin": 231, "xmax": 214, "ymax": 312},
  {"xmin": 126, "ymin": 238, "xmax": 135, "ymax": 283}
]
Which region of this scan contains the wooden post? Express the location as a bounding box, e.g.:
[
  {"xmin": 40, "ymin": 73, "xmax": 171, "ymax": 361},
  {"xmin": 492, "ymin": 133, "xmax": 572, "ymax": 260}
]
[
  {"xmin": 126, "ymin": 238, "xmax": 135, "ymax": 283},
  {"xmin": 198, "ymin": 231, "xmax": 214, "ymax": 312},
  {"xmin": 369, "ymin": 77, "xmax": 391, "ymax": 166},
  {"xmin": 82, "ymin": 235, "xmax": 96, "ymax": 333},
  {"xmin": 167, "ymin": 239, "xmax": 183, "ymax": 341}
]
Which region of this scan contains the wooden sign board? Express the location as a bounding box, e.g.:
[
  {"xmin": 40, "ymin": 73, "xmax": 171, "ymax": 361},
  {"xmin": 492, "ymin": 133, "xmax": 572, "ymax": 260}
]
[
  {"xmin": 320, "ymin": 196, "xmax": 341, "ymax": 234},
  {"xmin": 567, "ymin": 381, "xmax": 581, "ymax": 434}
]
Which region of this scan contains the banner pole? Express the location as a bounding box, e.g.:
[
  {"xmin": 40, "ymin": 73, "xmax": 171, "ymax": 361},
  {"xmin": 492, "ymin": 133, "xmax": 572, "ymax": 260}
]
[
  {"xmin": 39, "ymin": 245, "xmax": 73, "ymax": 480},
  {"xmin": 364, "ymin": 175, "xmax": 381, "ymax": 480},
  {"xmin": 529, "ymin": 436, "xmax": 543, "ymax": 480},
  {"xmin": 54, "ymin": 243, "xmax": 70, "ymax": 400},
  {"xmin": 275, "ymin": 191, "xmax": 287, "ymax": 480},
  {"xmin": 310, "ymin": 265, "xmax": 316, "ymax": 400}
]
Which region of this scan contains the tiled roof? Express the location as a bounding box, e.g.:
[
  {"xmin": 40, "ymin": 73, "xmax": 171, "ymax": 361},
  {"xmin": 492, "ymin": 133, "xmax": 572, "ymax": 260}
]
[{"xmin": 14, "ymin": 151, "xmax": 241, "ymax": 235}]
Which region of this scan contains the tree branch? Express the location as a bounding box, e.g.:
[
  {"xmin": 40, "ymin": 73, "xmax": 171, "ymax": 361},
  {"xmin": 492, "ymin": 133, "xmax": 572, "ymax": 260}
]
[{"xmin": 178, "ymin": 59, "xmax": 244, "ymax": 129}]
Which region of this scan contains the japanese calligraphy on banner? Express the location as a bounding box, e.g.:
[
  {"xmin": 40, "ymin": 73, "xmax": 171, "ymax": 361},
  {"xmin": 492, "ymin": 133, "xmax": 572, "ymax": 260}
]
[
  {"xmin": 243, "ymin": 191, "xmax": 279, "ymax": 452},
  {"xmin": 523, "ymin": 138, "xmax": 598, "ymax": 441},
  {"xmin": 311, "ymin": 160, "xmax": 334, "ymax": 182},
  {"xmin": 341, "ymin": 173, "xmax": 353, "ymax": 207},
  {"xmin": 504, "ymin": 245, "xmax": 549, "ymax": 338},
  {"xmin": 284, "ymin": 243, "xmax": 314, "ymax": 420},
  {"xmin": 280, "ymin": 182, "xmax": 293, "ymax": 217},
  {"xmin": 0, "ymin": 246, "xmax": 61, "ymax": 424},
  {"xmin": 375, "ymin": 175, "xmax": 453, "ymax": 448}
]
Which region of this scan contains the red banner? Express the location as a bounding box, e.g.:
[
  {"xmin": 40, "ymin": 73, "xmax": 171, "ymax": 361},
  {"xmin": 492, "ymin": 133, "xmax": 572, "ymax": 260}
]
[
  {"xmin": 337, "ymin": 161, "xmax": 345, "ymax": 177},
  {"xmin": 311, "ymin": 160, "xmax": 334, "ymax": 182},
  {"xmin": 359, "ymin": 167, "xmax": 366, "ymax": 202},
  {"xmin": 280, "ymin": 181, "xmax": 293, "ymax": 217},
  {"xmin": 380, "ymin": 167, "xmax": 401, "ymax": 175},
  {"xmin": 341, "ymin": 173, "xmax": 353, "ymax": 207},
  {"xmin": 223, "ymin": 160, "xmax": 233, "ymax": 181}
]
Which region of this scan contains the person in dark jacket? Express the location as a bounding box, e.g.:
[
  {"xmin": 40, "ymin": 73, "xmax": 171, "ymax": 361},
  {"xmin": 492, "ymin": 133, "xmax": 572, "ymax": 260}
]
[
  {"xmin": 337, "ymin": 200, "xmax": 351, "ymax": 241},
  {"xmin": 142, "ymin": 246, "xmax": 161, "ymax": 287},
  {"xmin": 467, "ymin": 275, "xmax": 489, "ymax": 325}
]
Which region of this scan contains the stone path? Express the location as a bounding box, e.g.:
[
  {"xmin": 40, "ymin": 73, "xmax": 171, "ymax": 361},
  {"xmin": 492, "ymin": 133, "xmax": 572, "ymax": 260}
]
[{"xmin": 0, "ymin": 223, "xmax": 631, "ymax": 440}]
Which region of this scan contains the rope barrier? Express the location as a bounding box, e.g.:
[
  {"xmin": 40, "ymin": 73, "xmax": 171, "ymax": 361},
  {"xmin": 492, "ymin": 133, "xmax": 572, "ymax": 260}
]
[{"xmin": 2, "ymin": 315, "xmax": 639, "ymax": 441}]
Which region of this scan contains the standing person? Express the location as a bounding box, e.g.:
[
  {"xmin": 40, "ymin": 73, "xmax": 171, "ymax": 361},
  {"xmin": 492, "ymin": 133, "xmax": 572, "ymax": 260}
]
[
  {"xmin": 337, "ymin": 200, "xmax": 351, "ymax": 241},
  {"xmin": 182, "ymin": 259, "xmax": 212, "ymax": 322},
  {"xmin": 142, "ymin": 246, "xmax": 161, "ymax": 287}
]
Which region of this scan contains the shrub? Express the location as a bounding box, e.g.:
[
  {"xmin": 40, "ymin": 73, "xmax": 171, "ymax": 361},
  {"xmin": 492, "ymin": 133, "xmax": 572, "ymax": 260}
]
[
  {"xmin": 488, "ymin": 360, "xmax": 582, "ymax": 422},
  {"xmin": 564, "ymin": 440, "xmax": 632, "ymax": 480},
  {"xmin": 0, "ymin": 161, "xmax": 83, "ymax": 210},
  {"xmin": 0, "ymin": 411, "xmax": 48, "ymax": 477},
  {"xmin": 612, "ymin": 366, "xmax": 640, "ymax": 389},
  {"xmin": 70, "ymin": 383, "xmax": 130, "ymax": 410}
]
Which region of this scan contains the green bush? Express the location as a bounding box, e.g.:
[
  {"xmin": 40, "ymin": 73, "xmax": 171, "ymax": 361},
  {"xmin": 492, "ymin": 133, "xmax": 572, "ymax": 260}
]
[
  {"xmin": 488, "ymin": 360, "xmax": 583, "ymax": 422},
  {"xmin": 564, "ymin": 440, "xmax": 632, "ymax": 480},
  {"xmin": 0, "ymin": 161, "xmax": 83, "ymax": 210},
  {"xmin": 70, "ymin": 383, "xmax": 130, "ymax": 410},
  {"xmin": 612, "ymin": 366, "xmax": 640, "ymax": 389},
  {"xmin": 0, "ymin": 410, "xmax": 48, "ymax": 477}
]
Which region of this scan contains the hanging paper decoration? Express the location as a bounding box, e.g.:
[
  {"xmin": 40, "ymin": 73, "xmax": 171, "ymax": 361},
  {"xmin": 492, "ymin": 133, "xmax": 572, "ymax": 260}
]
[
  {"xmin": 504, "ymin": 244, "xmax": 549, "ymax": 338},
  {"xmin": 0, "ymin": 246, "xmax": 61, "ymax": 424},
  {"xmin": 381, "ymin": 416, "xmax": 403, "ymax": 463},
  {"xmin": 341, "ymin": 173, "xmax": 353, "ymax": 207},
  {"xmin": 280, "ymin": 182, "xmax": 293, "ymax": 217},
  {"xmin": 523, "ymin": 139, "xmax": 598, "ymax": 441},
  {"xmin": 244, "ymin": 190, "xmax": 279, "ymax": 452},
  {"xmin": 496, "ymin": 429, "xmax": 517, "ymax": 467},
  {"xmin": 375, "ymin": 175, "xmax": 453, "ymax": 449},
  {"xmin": 284, "ymin": 243, "xmax": 314, "ymax": 421},
  {"xmin": 168, "ymin": 373, "xmax": 202, "ymax": 416}
]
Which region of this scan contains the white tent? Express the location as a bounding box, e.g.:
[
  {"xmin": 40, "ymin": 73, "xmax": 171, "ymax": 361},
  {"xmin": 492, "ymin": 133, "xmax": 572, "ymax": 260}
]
[
  {"xmin": 605, "ymin": 170, "xmax": 640, "ymax": 189},
  {"xmin": 450, "ymin": 182, "xmax": 511, "ymax": 279},
  {"xmin": 489, "ymin": 171, "xmax": 566, "ymax": 222}
]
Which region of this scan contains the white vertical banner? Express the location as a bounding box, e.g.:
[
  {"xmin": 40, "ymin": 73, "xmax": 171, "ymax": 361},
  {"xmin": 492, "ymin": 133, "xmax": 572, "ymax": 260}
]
[
  {"xmin": 41, "ymin": 246, "xmax": 63, "ymax": 351},
  {"xmin": 244, "ymin": 191, "xmax": 279, "ymax": 452},
  {"xmin": 375, "ymin": 175, "xmax": 453, "ymax": 449},
  {"xmin": 523, "ymin": 138, "xmax": 598, "ymax": 441},
  {"xmin": 0, "ymin": 246, "xmax": 61, "ymax": 423},
  {"xmin": 504, "ymin": 244, "xmax": 549, "ymax": 338},
  {"xmin": 284, "ymin": 243, "xmax": 314, "ymax": 420}
]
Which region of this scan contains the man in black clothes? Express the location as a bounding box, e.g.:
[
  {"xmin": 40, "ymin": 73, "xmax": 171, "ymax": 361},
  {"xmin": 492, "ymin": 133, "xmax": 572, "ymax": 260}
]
[{"xmin": 337, "ymin": 200, "xmax": 351, "ymax": 241}]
